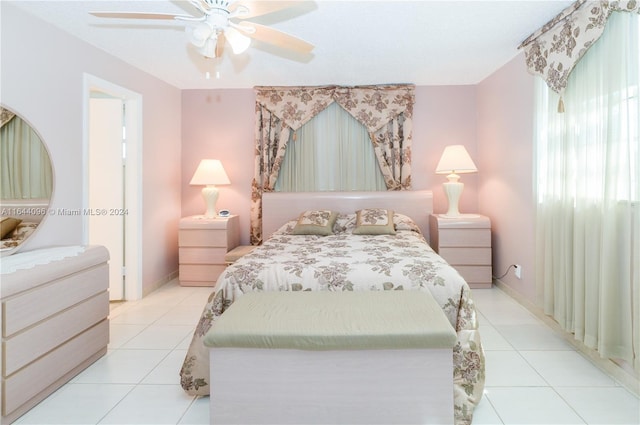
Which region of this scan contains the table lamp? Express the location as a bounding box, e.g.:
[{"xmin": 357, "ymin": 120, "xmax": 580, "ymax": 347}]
[
  {"xmin": 189, "ymin": 159, "xmax": 230, "ymax": 217},
  {"xmin": 435, "ymin": 145, "xmax": 477, "ymax": 218}
]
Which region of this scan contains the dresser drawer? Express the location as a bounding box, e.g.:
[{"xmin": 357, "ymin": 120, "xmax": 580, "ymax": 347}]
[
  {"xmin": 2, "ymin": 264, "xmax": 108, "ymax": 338},
  {"xmin": 179, "ymin": 229, "xmax": 230, "ymax": 248},
  {"xmin": 439, "ymin": 247, "xmax": 491, "ymax": 266},
  {"xmin": 3, "ymin": 320, "xmax": 109, "ymax": 416},
  {"xmin": 179, "ymin": 264, "xmax": 227, "ymax": 282},
  {"xmin": 3, "ymin": 292, "xmax": 109, "ymax": 376},
  {"xmin": 438, "ymin": 229, "xmax": 490, "ymax": 247},
  {"xmin": 179, "ymin": 247, "xmax": 227, "ymax": 264}
]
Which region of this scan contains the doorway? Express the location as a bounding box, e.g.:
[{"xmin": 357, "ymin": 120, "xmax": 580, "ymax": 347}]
[{"xmin": 83, "ymin": 75, "xmax": 142, "ymax": 301}]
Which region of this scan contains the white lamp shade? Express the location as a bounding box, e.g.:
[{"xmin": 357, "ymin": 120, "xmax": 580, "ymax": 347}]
[
  {"xmin": 435, "ymin": 145, "xmax": 478, "ymax": 175},
  {"xmin": 187, "ymin": 22, "xmax": 213, "ymax": 47},
  {"xmin": 190, "ymin": 159, "xmax": 230, "ymax": 218},
  {"xmin": 225, "ymin": 27, "xmax": 251, "ymax": 54},
  {"xmin": 190, "ymin": 159, "xmax": 230, "ymax": 186}
]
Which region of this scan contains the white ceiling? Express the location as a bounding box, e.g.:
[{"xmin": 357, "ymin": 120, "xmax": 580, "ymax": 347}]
[{"xmin": 11, "ymin": 0, "xmax": 573, "ymax": 89}]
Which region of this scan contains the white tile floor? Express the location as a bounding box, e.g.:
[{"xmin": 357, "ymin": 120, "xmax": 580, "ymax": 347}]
[{"xmin": 14, "ymin": 280, "xmax": 640, "ymax": 425}]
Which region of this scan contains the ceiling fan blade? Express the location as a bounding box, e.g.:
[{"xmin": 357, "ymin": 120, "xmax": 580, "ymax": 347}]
[
  {"xmin": 229, "ymin": 1, "xmax": 305, "ymax": 19},
  {"xmin": 189, "ymin": 0, "xmax": 208, "ymax": 14},
  {"xmin": 89, "ymin": 11, "xmax": 193, "ymax": 20},
  {"xmin": 236, "ymin": 22, "xmax": 313, "ymax": 54}
]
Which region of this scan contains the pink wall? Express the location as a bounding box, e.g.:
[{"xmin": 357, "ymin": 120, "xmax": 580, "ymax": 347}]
[
  {"xmin": 181, "ymin": 90, "xmax": 256, "ymax": 244},
  {"xmin": 181, "ymin": 86, "xmax": 480, "ymax": 245},
  {"xmin": 413, "ymin": 86, "xmax": 479, "ymax": 215},
  {"xmin": 477, "ymin": 54, "xmax": 538, "ymax": 302},
  {"xmin": 2, "ymin": 4, "xmax": 182, "ymax": 296}
]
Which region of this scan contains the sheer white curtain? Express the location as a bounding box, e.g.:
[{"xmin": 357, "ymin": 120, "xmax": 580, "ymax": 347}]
[
  {"xmin": 1, "ymin": 115, "xmax": 53, "ymax": 199},
  {"xmin": 275, "ymin": 102, "xmax": 386, "ymax": 191},
  {"xmin": 535, "ymin": 12, "xmax": 639, "ymax": 371}
]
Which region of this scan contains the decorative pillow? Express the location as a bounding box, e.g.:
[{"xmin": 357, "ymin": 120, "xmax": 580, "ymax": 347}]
[
  {"xmin": 394, "ymin": 213, "xmax": 421, "ymax": 233},
  {"xmin": 352, "ymin": 209, "xmax": 396, "ymax": 235},
  {"xmin": 292, "ymin": 210, "xmax": 338, "ymax": 236},
  {"xmin": 333, "ymin": 213, "xmax": 356, "ymax": 234},
  {"xmin": 1, "ymin": 217, "xmax": 23, "ymax": 239}
]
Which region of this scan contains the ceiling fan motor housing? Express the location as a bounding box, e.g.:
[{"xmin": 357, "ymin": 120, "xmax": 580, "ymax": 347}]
[{"xmin": 203, "ymin": 0, "xmax": 230, "ymax": 9}]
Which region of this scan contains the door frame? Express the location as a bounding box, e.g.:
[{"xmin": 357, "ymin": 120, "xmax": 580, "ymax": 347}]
[{"xmin": 82, "ymin": 74, "xmax": 143, "ymax": 300}]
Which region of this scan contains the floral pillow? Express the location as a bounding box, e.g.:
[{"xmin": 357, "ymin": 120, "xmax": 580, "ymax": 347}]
[
  {"xmin": 292, "ymin": 210, "xmax": 338, "ymax": 236},
  {"xmin": 393, "ymin": 213, "xmax": 421, "ymax": 233},
  {"xmin": 352, "ymin": 208, "xmax": 396, "ymax": 235}
]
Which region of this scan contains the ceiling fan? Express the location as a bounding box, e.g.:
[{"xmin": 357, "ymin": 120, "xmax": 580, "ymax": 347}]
[{"xmin": 90, "ymin": 0, "xmax": 314, "ymax": 59}]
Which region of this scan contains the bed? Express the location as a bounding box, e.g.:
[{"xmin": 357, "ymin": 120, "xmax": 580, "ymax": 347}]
[{"xmin": 179, "ymin": 190, "xmax": 485, "ymax": 425}]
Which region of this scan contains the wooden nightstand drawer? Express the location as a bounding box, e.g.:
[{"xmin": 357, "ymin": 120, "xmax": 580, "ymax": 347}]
[
  {"xmin": 438, "ymin": 229, "xmax": 490, "ymax": 247},
  {"xmin": 453, "ymin": 266, "xmax": 492, "ymax": 284},
  {"xmin": 179, "ymin": 229, "xmax": 230, "ymax": 248},
  {"xmin": 439, "ymin": 247, "xmax": 491, "ymax": 265},
  {"xmin": 179, "ymin": 247, "xmax": 227, "ymax": 264},
  {"xmin": 179, "ymin": 264, "xmax": 227, "ymax": 282}
]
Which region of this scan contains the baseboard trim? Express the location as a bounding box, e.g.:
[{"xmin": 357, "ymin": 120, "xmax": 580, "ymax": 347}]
[
  {"xmin": 493, "ymin": 279, "xmax": 639, "ymax": 397},
  {"xmin": 143, "ymin": 269, "xmax": 179, "ymax": 297}
]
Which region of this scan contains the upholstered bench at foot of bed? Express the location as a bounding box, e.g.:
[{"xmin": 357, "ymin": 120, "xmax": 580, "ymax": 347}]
[{"xmin": 204, "ymin": 290, "xmax": 458, "ymax": 425}]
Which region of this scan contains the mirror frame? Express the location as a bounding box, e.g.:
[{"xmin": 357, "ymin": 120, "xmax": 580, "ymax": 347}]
[{"xmin": 0, "ymin": 105, "xmax": 55, "ymax": 257}]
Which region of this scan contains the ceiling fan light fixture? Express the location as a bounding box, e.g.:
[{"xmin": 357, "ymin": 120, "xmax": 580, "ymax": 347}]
[
  {"xmin": 187, "ymin": 21, "xmax": 213, "ymax": 47},
  {"xmin": 225, "ymin": 27, "xmax": 251, "ymax": 54},
  {"xmin": 199, "ymin": 36, "xmax": 218, "ymax": 58}
]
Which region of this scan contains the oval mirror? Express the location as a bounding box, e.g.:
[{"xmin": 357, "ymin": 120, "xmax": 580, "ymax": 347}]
[{"xmin": 0, "ymin": 106, "xmax": 54, "ymax": 256}]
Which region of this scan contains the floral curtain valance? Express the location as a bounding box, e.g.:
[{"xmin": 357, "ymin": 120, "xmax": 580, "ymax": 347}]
[
  {"xmin": 1, "ymin": 107, "xmax": 16, "ymax": 128},
  {"xmin": 254, "ymin": 85, "xmax": 415, "ymax": 133},
  {"xmin": 250, "ymin": 84, "xmax": 414, "ymax": 245},
  {"xmin": 519, "ymin": 0, "xmax": 639, "ymax": 96}
]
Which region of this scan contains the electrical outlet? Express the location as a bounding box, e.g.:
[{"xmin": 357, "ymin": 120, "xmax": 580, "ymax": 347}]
[{"xmin": 514, "ymin": 264, "xmax": 522, "ymax": 279}]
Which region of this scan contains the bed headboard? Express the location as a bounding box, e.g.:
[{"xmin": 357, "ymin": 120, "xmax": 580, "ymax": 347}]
[
  {"xmin": 262, "ymin": 190, "xmax": 433, "ymax": 242},
  {"xmin": 0, "ymin": 198, "xmax": 49, "ymax": 224}
]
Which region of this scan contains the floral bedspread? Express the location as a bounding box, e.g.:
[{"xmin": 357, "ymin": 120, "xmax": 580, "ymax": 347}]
[
  {"xmin": 0, "ymin": 222, "xmax": 38, "ymax": 250},
  {"xmin": 180, "ymin": 214, "xmax": 485, "ymax": 425}
]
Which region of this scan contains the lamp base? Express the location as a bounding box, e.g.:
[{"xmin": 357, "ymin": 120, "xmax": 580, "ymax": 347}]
[
  {"xmin": 442, "ymin": 180, "xmax": 463, "ymax": 217},
  {"xmin": 201, "ymin": 185, "xmax": 220, "ymax": 218}
]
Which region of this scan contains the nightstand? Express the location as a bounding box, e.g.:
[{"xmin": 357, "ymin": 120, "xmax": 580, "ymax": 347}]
[
  {"xmin": 429, "ymin": 214, "xmax": 492, "ymax": 289},
  {"xmin": 178, "ymin": 215, "xmax": 240, "ymax": 286}
]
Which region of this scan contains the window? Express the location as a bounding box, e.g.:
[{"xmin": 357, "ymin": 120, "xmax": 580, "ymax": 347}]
[{"xmin": 275, "ymin": 102, "xmax": 386, "ymax": 192}]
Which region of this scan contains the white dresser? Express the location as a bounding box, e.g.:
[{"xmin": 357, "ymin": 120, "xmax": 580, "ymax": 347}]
[
  {"xmin": 178, "ymin": 215, "xmax": 240, "ymax": 286},
  {"xmin": 1, "ymin": 245, "xmax": 110, "ymax": 423},
  {"xmin": 429, "ymin": 214, "xmax": 492, "ymax": 289}
]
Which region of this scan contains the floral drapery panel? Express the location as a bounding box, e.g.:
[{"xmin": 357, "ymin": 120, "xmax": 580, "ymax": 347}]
[
  {"xmin": 250, "ymin": 84, "xmax": 414, "ymax": 245},
  {"xmin": 519, "ymin": 0, "xmax": 639, "ymax": 108}
]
